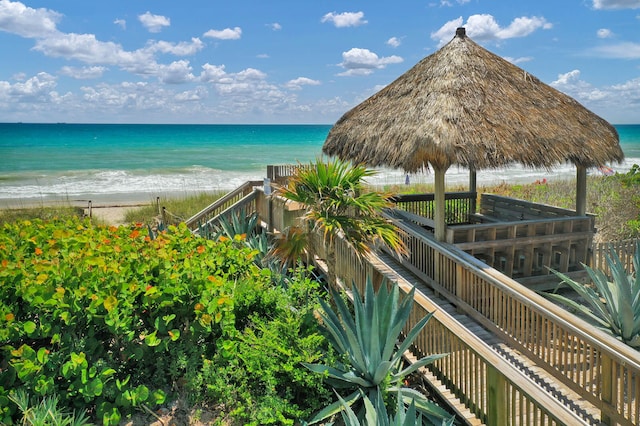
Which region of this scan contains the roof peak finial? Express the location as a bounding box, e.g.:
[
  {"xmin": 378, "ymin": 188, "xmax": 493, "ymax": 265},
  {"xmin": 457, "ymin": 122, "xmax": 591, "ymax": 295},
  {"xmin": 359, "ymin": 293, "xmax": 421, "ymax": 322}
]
[{"xmin": 456, "ymin": 27, "xmax": 466, "ymax": 38}]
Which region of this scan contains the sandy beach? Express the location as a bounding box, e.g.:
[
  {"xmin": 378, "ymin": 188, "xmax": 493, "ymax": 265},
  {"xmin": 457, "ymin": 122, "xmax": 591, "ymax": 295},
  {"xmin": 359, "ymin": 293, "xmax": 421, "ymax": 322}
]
[{"xmin": 0, "ymin": 195, "xmax": 155, "ymax": 226}]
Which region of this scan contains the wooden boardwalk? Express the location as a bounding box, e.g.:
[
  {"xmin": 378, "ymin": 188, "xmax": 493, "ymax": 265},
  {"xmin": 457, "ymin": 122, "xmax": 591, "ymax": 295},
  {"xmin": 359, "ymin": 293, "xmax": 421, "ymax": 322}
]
[
  {"xmin": 367, "ymin": 250, "xmax": 602, "ymax": 425},
  {"xmin": 189, "ymin": 182, "xmax": 640, "ymax": 426}
]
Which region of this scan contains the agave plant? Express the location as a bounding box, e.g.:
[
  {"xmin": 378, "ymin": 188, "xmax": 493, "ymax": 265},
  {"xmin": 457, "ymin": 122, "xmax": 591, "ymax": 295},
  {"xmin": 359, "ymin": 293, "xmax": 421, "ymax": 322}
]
[
  {"xmin": 545, "ymin": 241, "xmax": 640, "ymax": 348},
  {"xmin": 9, "ymin": 389, "xmax": 92, "ymax": 426},
  {"xmin": 303, "ymin": 277, "xmax": 453, "ymax": 425},
  {"xmin": 335, "ymin": 390, "xmax": 453, "ymax": 426}
]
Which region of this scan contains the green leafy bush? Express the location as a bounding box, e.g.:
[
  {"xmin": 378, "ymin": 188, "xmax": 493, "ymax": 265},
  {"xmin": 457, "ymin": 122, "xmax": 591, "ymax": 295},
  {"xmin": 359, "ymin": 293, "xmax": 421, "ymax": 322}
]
[{"xmin": 0, "ymin": 217, "xmax": 330, "ymax": 424}]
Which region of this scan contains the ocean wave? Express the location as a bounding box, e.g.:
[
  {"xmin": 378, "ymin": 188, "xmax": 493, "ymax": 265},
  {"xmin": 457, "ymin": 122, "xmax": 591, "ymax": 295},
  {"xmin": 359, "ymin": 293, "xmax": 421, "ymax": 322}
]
[
  {"xmin": 0, "ymin": 167, "xmax": 263, "ymax": 201},
  {"xmin": 1, "ymin": 159, "xmax": 638, "ymax": 202}
]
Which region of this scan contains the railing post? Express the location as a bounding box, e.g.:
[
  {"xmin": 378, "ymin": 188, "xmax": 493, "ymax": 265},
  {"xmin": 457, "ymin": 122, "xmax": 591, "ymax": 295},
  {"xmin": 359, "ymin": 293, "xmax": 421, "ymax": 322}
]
[
  {"xmin": 601, "ymin": 353, "xmax": 613, "ymax": 425},
  {"xmin": 487, "ymin": 364, "xmax": 507, "ymax": 426},
  {"xmin": 456, "ymin": 263, "xmax": 464, "ymax": 314}
]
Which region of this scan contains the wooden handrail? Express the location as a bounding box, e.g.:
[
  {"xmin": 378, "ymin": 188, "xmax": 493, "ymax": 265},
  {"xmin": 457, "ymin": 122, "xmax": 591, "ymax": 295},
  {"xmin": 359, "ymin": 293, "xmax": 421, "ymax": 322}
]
[
  {"xmin": 330, "ymin": 233, "xmax": 590, "ymax": 425},
  {"xmin": 385, "ymin": 211, "xmax": 640, "ymax": 425},
  {"xmin": 185, "ymin": 180, "xmax": 262, "ymax": 230}
]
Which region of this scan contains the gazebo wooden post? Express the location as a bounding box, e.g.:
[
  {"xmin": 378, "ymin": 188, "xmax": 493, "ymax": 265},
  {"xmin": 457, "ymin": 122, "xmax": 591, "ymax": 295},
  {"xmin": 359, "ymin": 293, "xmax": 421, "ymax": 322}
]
[
  {"xmin": 434, "ymin": 164, "xmax": 449, "ymax": 242},
  {"xmin": 469, "ymin": 168, "xmax": 477, "ymax": 214},
  {"xmin": 576, "ymin": 165, "xmax": 587, "ymax": 216}
]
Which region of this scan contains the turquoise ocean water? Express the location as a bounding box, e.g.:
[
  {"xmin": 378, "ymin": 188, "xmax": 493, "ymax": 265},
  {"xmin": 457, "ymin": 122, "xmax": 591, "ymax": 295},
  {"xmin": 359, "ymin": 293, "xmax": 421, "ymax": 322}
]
[{"xmin": 1, "ymin": 123, "xmax": 639, "ymax": 204}]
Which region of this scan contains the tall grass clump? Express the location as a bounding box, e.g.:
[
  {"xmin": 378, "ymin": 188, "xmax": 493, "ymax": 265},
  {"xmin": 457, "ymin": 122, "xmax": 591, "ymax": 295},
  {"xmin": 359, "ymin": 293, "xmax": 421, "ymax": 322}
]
[
  {"xmin": 123, "ymin": 191, "xmax": 225, "ymax": 226},
  {"xmin": 0, "ymin": 205, "xmax": 83, "ymax": 226}
]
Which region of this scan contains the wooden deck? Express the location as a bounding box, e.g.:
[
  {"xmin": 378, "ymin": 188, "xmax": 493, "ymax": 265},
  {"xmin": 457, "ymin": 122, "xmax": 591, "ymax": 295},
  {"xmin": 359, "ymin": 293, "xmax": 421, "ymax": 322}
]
[{"xmin": 392, "ymin": 192, "xmax": 595, "ymax": 289}]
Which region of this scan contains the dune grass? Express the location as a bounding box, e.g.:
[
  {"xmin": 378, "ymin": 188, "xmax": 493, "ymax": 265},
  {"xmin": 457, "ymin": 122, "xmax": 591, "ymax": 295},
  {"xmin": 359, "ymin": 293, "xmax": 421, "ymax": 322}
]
[
  {"xmin": 0, "ymin": 205, "xmax": 85, "ymax": 225},
  {"xmin": 122, "ymin": 191, "xmax": 226, "ymax": 226},
  {"xmin": 1, "ymin": 174, "xmax": 638, "ymax": 244}
]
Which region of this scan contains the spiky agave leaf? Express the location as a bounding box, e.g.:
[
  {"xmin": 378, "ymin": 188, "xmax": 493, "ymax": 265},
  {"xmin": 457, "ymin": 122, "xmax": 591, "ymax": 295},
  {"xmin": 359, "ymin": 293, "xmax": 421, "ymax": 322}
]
[
  {"xmin": 546, "ymin": 242, "xmax": 640, "ymax": 348},
  {"xmin": 305, "ymin": 277, "xmax": 453, "ymax": 425}
]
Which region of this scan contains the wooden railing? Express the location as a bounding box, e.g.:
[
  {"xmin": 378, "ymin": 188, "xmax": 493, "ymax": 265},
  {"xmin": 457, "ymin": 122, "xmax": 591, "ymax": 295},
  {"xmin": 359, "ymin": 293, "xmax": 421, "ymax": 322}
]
[
  {"xmin": 385, "ymin": 212, "xmax": 640, "ymax": 426},
  {"xmin": 390, "ymin": 192, "xmax": 476, "ymax": 226},
  {"xmin": 445, "ymin": 217, "xmax": 594, "ymax": 283},
  {"xmin": 266, "ymin": 164, "xmax": 307, "ymax": 185},
  {"xmin": 480, "ymin": 194, "xmax": 586, "ymax": 221},
  {"xmin": 185, "ymin": 180, "xmax": 262, "ymax": 231},
  {"xmin": 591, "ymin": 238, "xmax": 638, "ymax": 275},
  {"xmin": 329, "ymin": 232, "xmax": 588, "ymax": 426}
]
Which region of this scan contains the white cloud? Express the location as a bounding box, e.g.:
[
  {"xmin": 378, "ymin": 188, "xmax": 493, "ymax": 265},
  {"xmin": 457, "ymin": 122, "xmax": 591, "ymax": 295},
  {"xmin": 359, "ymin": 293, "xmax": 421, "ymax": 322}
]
[
  {"xmin": 59, "ymin": 66, "xmax": 106, "ymax": 79},
  {"xmin": 200, "ymin": 64, "xmax": 270, "ymax": 95},
  {"xmin": 338, "ymin": 48, "xmax": 403, "ymax": 76},
  {"xmin": 597, "ymin": 28, "xmax": 613, "ymax": 38},
  {"xmin": 203, "ymin": 27, "xmax": 242, "ymax": 40},
  {"xmin": 114, "ymin": 18, "xmax": 126, "ymax": 30},
  {"xmin": 284, "ymin": 77, "xmax": 321, "ymax": 90},
  {"xmin": 175, "ymin": 87, "xmax": 208, "ymax": 102},
  {"xmin": 432, "ymin": 14, "xmax": 552, "ymax": 46},
  {"xmin": 504, "ymin": 56, "xmax": 533, "ymax": 65},
  {"xmin": 257, "ymin": 53, "xmax": 269, "ymax": 59},
  {"xmin": 81, "ymin": 81, "xmax": 160, "ymax": 110},
  {"xmin": 33, "ymin": 33, "xmax": 155, "ymax": 69},
  {"xmin": 268, "ymin": 22, "xmax": 282, "ymax": 31},
  {"xmin": 551, "ymin": 70, "xmax": 607, "ymax": 101},
  {"xmin": 440, "ymin": 0, "xmax": 471, "ymax": 5},
  {"xmin": 321, "ymin": 11, "xmax": 367, "ymax": 28},
  {"xmin": 138, "ymin": 11, "xmax": 170, "ymax": 33},
  {"xmin": 0, "ymin": 72, "xmax": 57, "ymax": 100},
  {"xmin": 551, "ymin": 69, "xmax": 640, "ymax": 121},
  {"xmin": 145, "ymin": 38, "xmax": 204, "ymax": 56},
  {"xmin": 552, "ymin": 70, "xmax": 583, "ymax": 87},
  {"xmin": 590, "ymin": 41, "xmax": 640, "ymax": 58},
  {"xmin": 200, "ymin": 64, "xmax": 227, "ymax": 83},
  {"xmin": 386, "ymin": 37, "xmax": 401, "ymax": 48},
  {"xmin": 593, "ymin": 0, "xmax": 640, "ymax": 9},
  {"xmin": 0, "ymin": 0, "xmax": 60, "ymax": 38},
  {"xmin": 157, "ymin": 60, "xmax": 194, "ymax": 84}
]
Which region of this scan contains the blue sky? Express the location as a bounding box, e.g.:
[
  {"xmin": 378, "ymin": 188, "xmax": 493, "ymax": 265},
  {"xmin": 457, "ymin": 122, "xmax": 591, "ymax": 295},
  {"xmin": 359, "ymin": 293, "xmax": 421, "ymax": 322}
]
[{"xmin": 0, "ymin": 0, "xmax": 639, "ymax": 124}]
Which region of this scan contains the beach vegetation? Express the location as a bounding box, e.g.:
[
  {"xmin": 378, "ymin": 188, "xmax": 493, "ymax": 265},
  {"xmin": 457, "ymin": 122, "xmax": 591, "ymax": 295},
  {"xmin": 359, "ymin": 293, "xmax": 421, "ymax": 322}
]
[
  {"xmin": 0, "ymin": 205, "xmax": 84, "ymax": 226},
  {"xmin": 303, "ymin": 278, "xmax": 453, "ymax": 425},
  {"xmin": 123, "ymin": 191, "xmax": 225, "ymax": 227},
  {"xmin": 336, "ymin": 391, "xmax": 453, "ymax": 426},
  {"xmin": 544, "ymin": 241, "xmax": 640, "ymax": 348},
  {"xmin": 0, "ymin": 217, "xmax": 333, "ymax": 424},
  {"xmin": 8, "ymin": 389, "xmax": 92, "ymax": 426},
  {"xmin": 275, "ymin": 158, "xmax": 406, "ymax": 286}
]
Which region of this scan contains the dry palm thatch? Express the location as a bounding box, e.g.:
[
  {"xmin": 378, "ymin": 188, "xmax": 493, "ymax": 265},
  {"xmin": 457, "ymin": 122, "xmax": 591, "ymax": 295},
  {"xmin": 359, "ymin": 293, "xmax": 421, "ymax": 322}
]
[{"xmin": 323, "ymin": 28, "xmax": 623, "ymax": 173}]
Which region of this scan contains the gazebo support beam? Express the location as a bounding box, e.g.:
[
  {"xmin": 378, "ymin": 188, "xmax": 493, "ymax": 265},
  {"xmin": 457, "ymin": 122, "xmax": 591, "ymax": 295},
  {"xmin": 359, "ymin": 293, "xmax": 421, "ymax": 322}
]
[
  {"xmin": 576, "ymin": 165, "xmax": 587, "ymax": 216},
  {"xmin": 434, "ymin": 164, "xmax": 449, "ymax": 241},
  {"xmin": 469, "ymin": 169, "xmax": 477, "ymax": 213}
]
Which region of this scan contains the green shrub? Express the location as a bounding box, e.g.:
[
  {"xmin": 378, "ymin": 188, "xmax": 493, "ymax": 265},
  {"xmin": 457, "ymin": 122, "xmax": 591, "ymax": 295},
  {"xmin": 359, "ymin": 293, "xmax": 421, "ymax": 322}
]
[{"xmin": 0, "ymin": 217, "xmax": 329, "ymax": 424}]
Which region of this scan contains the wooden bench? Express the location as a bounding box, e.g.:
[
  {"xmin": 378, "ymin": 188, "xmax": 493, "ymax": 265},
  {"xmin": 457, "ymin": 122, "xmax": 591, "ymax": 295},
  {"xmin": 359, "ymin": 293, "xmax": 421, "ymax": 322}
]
[{"xmin": 394, "ymin": 209, "xmax": 436, "ymax": 230}]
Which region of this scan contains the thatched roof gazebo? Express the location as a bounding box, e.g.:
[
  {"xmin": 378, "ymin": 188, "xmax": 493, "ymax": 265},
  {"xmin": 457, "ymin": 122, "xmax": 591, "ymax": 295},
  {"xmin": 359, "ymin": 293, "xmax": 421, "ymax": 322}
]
[{"xmin": 323, "ymin": 27, "xmax": 624, "ymax": 241}]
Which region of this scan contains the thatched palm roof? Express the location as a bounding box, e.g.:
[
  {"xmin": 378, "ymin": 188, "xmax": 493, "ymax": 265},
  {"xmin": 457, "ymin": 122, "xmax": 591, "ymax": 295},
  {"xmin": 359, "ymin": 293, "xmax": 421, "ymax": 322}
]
[{"xmin": 323, "ymin": 28, "xmax": 623, "ymax": 173}]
